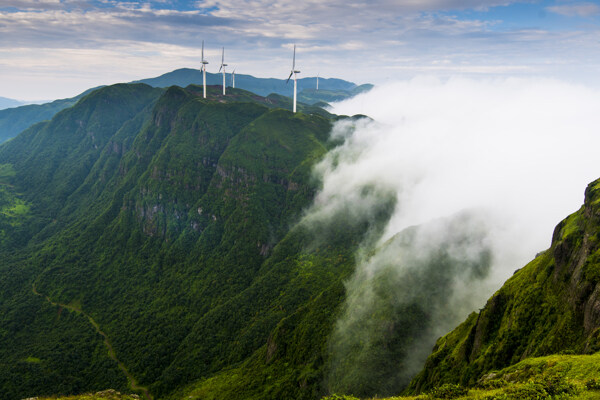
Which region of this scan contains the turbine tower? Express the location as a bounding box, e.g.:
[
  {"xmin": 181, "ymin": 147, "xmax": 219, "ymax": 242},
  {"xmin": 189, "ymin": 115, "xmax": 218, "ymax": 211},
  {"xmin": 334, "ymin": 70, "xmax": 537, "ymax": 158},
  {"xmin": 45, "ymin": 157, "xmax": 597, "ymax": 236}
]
[
  {"xmin": 232, "ymin": 69, "xmax": 236, "ymax": 88},
  {"xmin": 286, "ymin": 44, "xmax": 300, "ymax": 113},
  {"xmin": 316, "ymin": 72, "xmax": 319, "ymax": 90},
  {"xmin": 219, "ymin": 47, "xmax": 227, "ymax": 95},
  {"xmin": 201, "ymin": 40, "xmax": 209, "ymax": 99}
]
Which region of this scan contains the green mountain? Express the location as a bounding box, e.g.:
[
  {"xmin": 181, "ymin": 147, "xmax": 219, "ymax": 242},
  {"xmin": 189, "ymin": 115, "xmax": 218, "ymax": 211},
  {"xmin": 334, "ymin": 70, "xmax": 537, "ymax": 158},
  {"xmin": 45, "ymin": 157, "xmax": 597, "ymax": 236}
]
[
  {"xmin": 5, "ymin": 77, "xmax": 600, "ymax": 400},
  {"xmin": 0, "ymin": 81, "xmax": 387, "ymax": 400},
  {"xmin": 0, "ymin": 88, "xmax": 98, "ymax": 143},
  {"xmin": 0, "ymin": 69, "xmax": 368, "ymax": 145},
  {"xmin": 408, "ymin": 178, "xmax": 600, "ymax": 394}
]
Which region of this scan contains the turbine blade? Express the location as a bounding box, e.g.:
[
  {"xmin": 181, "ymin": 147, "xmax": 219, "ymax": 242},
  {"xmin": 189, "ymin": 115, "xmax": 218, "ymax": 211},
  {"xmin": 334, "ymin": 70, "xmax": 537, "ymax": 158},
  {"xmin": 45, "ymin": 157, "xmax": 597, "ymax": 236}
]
[
  {"xmin": 292, "ymin": 44, "xmax": 296, "ymax": 70},
  {"xmin": 202, "ymin": 40, "xmax": 204, "ymax": 61},
  {"xmin": 222, "ymin": 47, "xmax": 224, "ymax": 64},
  {"xmin": 286, "ymin": 71, "xmax": 293, "ymax": 83}
]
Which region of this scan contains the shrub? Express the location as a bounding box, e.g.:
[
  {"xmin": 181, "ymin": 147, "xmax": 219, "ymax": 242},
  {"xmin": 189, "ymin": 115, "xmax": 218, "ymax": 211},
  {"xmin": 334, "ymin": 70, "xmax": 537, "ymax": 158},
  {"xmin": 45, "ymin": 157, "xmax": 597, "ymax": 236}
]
[
  {"xmin": 322, "ymin": 395, "xmax": 360, "ymax": 400},
  {"xmin": 429, "ymin": 383, "xmax": 468, "ymax": 399},
  {"xmin": 538, "ymin": 373, "xmax": 575, "ymax": 396},
  {"xmin": 502, "ymin": 381, "xmax": 548, "ymax": 400},
  {"xmin": 478, "ymin": 378, "xmax": 508, "ymax": 390},
  {"xmin": 585, "ymin": 378, "xmax": 600, "ymax": 390}
]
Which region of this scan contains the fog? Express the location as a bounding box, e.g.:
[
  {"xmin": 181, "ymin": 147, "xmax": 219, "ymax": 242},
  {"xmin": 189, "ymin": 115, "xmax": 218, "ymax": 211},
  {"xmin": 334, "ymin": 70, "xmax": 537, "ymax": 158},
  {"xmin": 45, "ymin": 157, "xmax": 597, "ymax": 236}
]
[{"xmin": 308, "ymin": 76, "xmax": 600, "ymax": 395}]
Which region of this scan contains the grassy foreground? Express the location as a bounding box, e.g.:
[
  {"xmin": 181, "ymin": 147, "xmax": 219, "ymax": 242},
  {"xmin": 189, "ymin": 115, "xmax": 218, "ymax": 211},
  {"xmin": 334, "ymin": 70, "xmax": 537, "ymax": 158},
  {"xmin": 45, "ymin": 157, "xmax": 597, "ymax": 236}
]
[
  {"xmin": 34, "ymin": 353, "xmax": 600, "ymax": 400},
  {"xmin": 33, "ymin": 389, "xmax": 140, "ymax": 400},
  {"xmin": 324, "ymin": 352, "xmax": 600, "ymax": 400}
]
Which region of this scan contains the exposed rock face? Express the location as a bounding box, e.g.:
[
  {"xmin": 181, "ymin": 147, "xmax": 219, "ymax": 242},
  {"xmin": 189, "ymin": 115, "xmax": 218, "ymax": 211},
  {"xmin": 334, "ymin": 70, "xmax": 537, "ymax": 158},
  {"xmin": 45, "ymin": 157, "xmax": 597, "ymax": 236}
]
[{"xmin": 410, "ymin": 178, "xmax": 600, "ymax": 393}]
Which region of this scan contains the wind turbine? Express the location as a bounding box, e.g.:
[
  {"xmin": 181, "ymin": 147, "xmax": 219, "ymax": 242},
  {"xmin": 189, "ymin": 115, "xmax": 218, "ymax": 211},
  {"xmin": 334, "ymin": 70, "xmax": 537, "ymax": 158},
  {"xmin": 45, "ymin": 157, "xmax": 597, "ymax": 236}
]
[
  {"xmin": 219, "ymin": 47, "xmax": 227, "ymax": 95},
  {"xmin": 286, "ymin": 44, "xmax": 300, "ymax": 113},
  {"xmin": 201, "ymin": 40, "xmax": 209, "ymax": 99},
  {"xmin": 232, "ymin": 68, "xmax": 236, "ymax": 88},
  {"xmin": 316, "ymin": 72, "xmax": 319, "ymax": 91}
]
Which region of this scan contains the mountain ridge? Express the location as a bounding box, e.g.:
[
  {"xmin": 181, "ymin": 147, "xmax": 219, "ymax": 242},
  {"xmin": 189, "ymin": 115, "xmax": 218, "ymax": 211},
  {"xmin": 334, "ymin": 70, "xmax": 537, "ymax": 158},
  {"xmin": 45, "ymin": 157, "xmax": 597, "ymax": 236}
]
[
  {"xmin": 0, "ymin": 81, "xmax": 374, "ymax": 399},
  {"xmin": 0, "ymin": 69, "xmax": 368, "ymax": 144},
  {"xmin": 407, "ymin": 177, "xmax": 600, "ymax": 393}
]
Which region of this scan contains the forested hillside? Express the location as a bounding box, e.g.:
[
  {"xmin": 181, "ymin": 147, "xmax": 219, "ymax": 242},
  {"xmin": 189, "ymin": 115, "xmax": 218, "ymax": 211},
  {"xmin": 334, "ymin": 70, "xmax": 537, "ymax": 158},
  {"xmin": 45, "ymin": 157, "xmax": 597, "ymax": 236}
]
[
  {"xmin": 0, "ymin": 88, "xmax": 97, "ymax": 144},
  {"xmin": 0, "ymin": 81, "xmax": 381, "ymax": 399}
]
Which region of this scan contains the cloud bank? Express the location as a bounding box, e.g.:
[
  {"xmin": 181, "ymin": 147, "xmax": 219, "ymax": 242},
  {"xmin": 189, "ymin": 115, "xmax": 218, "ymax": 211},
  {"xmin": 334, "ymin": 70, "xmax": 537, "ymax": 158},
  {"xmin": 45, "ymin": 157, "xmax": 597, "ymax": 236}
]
[{"xmin": 308, "ymin": 76, "xmax": 600, "ymax": 395}]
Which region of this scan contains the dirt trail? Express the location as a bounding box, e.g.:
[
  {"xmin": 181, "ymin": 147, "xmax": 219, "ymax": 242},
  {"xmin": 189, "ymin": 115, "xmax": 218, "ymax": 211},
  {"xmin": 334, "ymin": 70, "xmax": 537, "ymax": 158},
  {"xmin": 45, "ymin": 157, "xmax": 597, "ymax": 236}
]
[{"xmin": 32, "ymin": 284, "xmax": 153, "ymax": 400}]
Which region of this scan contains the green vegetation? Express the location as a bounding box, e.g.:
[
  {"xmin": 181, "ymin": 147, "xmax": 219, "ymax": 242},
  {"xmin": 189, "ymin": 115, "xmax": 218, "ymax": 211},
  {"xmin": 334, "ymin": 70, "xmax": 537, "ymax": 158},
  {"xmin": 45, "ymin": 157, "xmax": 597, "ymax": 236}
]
[
  {"xmin": 0, "ymin": 163, "xmax": 31, "ymax": 249},
  {"xmin": 36, "ymin": 389, "xmax": 141, "ymax": 400},
  {"xmin": 324, "ymin": 352, "xmax": 600, "ymax": 400},
  {"xmin": 0, "ymin": 81, "xmax": 378, "ymax": 399},
  {"xmin": 0, "ymin": 88, "xmax": 98, "ymax": 144}
]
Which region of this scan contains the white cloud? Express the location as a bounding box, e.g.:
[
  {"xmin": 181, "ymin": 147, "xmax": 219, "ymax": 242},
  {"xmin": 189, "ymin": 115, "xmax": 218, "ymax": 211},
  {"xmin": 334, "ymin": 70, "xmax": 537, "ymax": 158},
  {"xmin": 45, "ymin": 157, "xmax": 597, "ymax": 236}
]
[
  {"xmin": 547, "ymin": 2, "xmax": 600, "ymax": 17},
  {"xmin": 329, "ymin": 76, "xmax": 600, "ymax": 278},
  {"xmin": 319, "ymin": 76, "xmax": 600, "ymax": 390}
]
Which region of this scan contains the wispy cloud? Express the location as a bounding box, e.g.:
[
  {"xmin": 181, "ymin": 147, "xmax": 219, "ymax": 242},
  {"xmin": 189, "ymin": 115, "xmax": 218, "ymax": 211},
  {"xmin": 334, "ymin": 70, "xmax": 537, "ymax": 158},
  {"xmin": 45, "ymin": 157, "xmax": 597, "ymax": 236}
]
[
  {"xmin": 547, "ymin": 2, "xmax": 600, "ymax": 17},
  {"xmin": 321, "ymin": 76, "xmax": 600, "ymax": 393}
]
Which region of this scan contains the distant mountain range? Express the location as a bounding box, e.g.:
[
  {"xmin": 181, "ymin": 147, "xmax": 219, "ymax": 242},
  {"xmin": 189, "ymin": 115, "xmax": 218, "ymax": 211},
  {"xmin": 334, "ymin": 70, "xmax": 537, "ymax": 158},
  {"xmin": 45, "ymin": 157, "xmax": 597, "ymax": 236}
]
[
  {"xmin": 134, "ymin": 68, "xmax": 361, "ymax": 97},
  {"xmin": 0, "ymin": 96, "xmax": 24, "ymax": 110},
  {"xmin": 0, "ymin": 69, "xmax": 371, "ymax": 144}
]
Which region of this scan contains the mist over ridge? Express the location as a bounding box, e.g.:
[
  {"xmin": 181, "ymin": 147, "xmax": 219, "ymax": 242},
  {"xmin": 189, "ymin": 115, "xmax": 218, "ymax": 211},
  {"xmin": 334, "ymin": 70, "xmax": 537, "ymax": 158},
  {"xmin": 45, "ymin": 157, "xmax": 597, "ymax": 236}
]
[
  {"xmin": 328, "ymin": 75, "xmax": 600, "ymax": 279},
  {"xmin": 302, "ymin": 76, "xmax": 600, "ymax": 395}
]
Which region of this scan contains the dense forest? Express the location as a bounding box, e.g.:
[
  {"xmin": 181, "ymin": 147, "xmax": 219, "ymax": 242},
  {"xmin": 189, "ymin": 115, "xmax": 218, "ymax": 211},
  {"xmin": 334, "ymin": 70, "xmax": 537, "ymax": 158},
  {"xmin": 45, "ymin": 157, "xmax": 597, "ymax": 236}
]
[{"xmin": 0, "ymin": 82, "xmax": 389, "ymax": 399}]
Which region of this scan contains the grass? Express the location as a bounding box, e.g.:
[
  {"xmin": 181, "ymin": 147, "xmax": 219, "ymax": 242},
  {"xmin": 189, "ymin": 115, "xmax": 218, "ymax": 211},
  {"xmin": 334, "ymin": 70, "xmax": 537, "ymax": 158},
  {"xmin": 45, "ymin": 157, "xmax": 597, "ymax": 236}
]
[
  {"xmin": 35, "ymin": 389, "xmax": 140, "ymax": 400},
  {"xmin": 324, "ymin": 352, "xmax": 600, "ymax": 400}
]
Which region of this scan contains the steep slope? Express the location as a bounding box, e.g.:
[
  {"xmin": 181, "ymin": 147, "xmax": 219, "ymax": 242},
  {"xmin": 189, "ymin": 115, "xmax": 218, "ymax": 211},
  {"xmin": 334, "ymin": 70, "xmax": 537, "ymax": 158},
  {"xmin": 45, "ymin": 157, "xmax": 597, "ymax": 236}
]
[
  {"xmin": 0, "ymin": 87, "xmax": 98, "ymax": 143},
  {"xmin": 0, "ymin": 82, "xmax": 376, "ymax": 399},
  {"xmin": 409, "ymin": 178, "xmax": 600, "ymax": 392},
  {"xmin": 0, "ymin": 83, "xmax": 164, "ymax": 400}
]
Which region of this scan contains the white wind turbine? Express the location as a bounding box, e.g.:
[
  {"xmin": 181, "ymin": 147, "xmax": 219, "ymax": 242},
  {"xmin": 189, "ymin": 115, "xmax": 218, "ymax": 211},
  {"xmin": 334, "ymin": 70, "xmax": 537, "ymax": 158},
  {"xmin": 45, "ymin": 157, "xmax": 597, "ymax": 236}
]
[
  {"xmin": 286, "ymin": 44, "xmax": 300, "ymax": 113},
  {"xmin": 219, "ymin": 47, "xmax": 227, "ymax": 95},
  {"xmin": 201, "ymin": 40, "xmax": 209, "ymax": 99},
  {"xmin": 316, "ymin": 72, "xmax": 319, "ymax": 90}
]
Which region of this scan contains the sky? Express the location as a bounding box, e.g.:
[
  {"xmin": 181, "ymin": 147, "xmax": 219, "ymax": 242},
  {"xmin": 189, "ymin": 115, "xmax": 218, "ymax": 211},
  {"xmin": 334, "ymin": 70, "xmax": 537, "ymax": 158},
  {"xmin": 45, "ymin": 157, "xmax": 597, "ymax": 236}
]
[{"xmin": 1, "ymin": 0, "xmax": 599, "ymax": 100}]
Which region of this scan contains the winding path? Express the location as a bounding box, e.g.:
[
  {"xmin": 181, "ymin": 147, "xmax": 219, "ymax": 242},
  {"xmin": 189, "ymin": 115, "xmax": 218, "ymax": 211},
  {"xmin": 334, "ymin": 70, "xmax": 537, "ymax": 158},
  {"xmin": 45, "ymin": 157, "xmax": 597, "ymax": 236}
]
[{"xmin": 32, "ymin": 284, "xmax": 153, "ymax": 400}]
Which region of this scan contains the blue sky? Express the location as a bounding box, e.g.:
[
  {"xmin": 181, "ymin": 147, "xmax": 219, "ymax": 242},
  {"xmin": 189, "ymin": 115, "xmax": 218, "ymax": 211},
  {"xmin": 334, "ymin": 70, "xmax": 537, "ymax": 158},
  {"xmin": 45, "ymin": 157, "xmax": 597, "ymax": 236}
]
[{"xmin": 0, "ymin": 0, "xmax": 599, "ymax": 100}]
